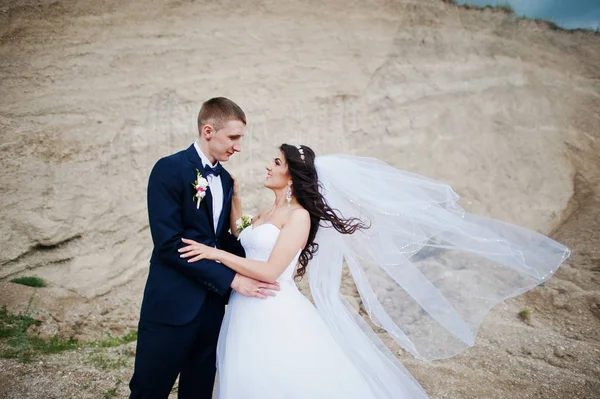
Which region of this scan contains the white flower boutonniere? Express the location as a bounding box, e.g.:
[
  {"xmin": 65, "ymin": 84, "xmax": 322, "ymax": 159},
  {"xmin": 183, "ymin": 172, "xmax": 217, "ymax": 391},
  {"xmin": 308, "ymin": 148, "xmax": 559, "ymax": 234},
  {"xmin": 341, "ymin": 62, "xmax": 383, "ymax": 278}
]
[
  {"xmin": 191, "ymin": 169, "xmax": 209, "ymax": 209},
  {"xmin": 236, "ymin": 214, "xmax": 253, "ymax": 235}
]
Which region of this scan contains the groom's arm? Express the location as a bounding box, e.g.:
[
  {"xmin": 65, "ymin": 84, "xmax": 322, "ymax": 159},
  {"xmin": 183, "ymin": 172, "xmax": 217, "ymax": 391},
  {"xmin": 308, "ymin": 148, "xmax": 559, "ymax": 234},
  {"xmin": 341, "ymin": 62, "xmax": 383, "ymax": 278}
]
[
  {"xmin": 147, "ymin": 157, "xmax": 235, "ymax": 296},
  {"xmin": 221, "ymin": 232, "xmax": 245, "ymax": 258}
]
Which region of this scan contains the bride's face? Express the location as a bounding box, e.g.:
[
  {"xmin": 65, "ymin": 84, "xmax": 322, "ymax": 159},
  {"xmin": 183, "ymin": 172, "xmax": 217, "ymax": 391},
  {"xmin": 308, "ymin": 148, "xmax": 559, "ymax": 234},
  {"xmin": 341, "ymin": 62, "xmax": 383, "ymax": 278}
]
[{"xmin": 265, "ymin": 151, "xmax": 291, "ymax": 190}]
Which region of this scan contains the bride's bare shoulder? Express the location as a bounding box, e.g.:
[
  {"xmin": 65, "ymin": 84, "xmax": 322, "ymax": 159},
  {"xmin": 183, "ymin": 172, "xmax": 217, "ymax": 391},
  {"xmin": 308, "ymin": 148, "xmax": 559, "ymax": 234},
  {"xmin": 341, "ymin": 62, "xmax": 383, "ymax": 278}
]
[
  {"xmin": 292, "ymin": 206, "xmax": 309, "ymax": 217},
  {"xmin": 286, "ymin": 207, "xmax": 310, "ymax": 225}
]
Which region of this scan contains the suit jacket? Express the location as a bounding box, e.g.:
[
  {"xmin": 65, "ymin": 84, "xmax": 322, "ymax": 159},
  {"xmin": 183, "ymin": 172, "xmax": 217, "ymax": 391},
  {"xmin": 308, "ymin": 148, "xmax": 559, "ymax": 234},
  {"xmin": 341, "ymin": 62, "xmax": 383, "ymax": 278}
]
[{"xmin": 140, "ymin": 144, "xmax": 245, "ymax": 325}]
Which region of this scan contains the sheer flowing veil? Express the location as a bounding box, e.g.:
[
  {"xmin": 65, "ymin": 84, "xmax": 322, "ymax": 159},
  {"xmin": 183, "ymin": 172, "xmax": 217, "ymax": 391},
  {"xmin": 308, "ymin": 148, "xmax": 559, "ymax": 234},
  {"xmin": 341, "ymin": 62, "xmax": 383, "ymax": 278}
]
[{"xmin": 310, "ymin": 155, "xmax": 570, "ymax": 397}]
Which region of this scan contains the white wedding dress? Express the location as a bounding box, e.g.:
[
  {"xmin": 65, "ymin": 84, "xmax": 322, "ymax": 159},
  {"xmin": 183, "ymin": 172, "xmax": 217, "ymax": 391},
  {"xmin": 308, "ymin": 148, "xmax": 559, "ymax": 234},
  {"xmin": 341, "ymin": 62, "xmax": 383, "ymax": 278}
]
[
  {"xmin": 215, "ymin": 223, "xmax": 410, "ymax": 398},
  {"xmin": 215, "ymin": 155, "xmax": 570, "ymax": 399}
]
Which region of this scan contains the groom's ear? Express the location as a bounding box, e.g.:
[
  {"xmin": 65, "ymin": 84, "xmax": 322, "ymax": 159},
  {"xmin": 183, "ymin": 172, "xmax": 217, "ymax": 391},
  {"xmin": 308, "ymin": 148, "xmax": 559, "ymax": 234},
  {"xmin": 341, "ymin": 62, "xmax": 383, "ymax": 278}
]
[{"xmin": 201, "ymin": 124, "xmax": 214, "ymax": 140}]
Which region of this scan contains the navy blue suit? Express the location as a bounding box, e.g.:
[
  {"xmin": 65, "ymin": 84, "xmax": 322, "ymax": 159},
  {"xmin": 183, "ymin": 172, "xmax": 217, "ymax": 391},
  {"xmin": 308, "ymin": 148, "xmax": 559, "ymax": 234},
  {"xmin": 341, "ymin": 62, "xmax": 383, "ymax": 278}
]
[{"xmin": 129, "ymin": 145, "xmax": 244, "ymax": 399}]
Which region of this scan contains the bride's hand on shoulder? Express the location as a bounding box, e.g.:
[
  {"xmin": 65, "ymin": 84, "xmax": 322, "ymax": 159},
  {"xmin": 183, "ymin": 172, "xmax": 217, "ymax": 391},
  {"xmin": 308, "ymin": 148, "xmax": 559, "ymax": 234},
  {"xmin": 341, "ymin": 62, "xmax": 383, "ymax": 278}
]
[
  {"xmin": 231, "ymin": 174, "xmax": 240, "ymax": 199},
  {"xmin": 179, "ymin": 238, "xmax": 220, "ymax": 262}
]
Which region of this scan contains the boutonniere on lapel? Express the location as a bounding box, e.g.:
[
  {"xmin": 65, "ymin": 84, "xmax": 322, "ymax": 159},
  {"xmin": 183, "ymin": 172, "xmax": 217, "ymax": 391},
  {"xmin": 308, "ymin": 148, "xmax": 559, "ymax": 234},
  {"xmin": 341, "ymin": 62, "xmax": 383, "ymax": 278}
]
[
  {"xmin": 236, "ymin": 214, "xmax": 253, "ymax": 236},
  {"xmin": 191, "ymin": 169, "xmax": 209, "ymax": 209}
]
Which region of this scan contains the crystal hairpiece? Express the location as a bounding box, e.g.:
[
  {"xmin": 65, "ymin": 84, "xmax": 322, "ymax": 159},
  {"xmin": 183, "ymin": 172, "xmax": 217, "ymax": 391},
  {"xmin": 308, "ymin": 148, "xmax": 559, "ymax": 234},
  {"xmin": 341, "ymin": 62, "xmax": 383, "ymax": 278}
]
[{"xmin": 296, "ymin": 145, "xmax": 305, "ymax": 162}]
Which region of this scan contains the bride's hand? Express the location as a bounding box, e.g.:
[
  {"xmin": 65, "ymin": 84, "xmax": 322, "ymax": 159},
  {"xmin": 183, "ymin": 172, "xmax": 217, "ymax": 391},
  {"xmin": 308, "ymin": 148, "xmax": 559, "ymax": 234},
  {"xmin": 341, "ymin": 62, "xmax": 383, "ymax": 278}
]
[
  {"xmin": 231, "ymin": 174, "xmax": 240, "ymax": 198},
  {"xmin": 179, "ymin": 238, "xmax": 220, "ymax": 262}
]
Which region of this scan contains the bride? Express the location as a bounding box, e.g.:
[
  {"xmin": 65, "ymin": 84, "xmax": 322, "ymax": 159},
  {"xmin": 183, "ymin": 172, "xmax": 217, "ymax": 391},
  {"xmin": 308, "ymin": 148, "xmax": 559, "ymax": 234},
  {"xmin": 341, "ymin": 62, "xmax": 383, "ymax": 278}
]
[{"xmin": 180, "ymin": 144, "xmax": 570, "ymax": 398}]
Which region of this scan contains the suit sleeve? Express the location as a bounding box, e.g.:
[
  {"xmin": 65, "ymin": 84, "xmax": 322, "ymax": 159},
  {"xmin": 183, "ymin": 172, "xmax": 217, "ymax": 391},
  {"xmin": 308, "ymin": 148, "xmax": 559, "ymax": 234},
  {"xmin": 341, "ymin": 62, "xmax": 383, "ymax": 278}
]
[
  {"xmin": 220, "ymin": 231, "xmax": 246, "ymax": 258},
  {"xmin": 219, "ymin": 232, "xmax": 245, "ymax": 304},
  {"xmin": 147, "ymin": 157, "xmax": 235, "ymax": 296}
]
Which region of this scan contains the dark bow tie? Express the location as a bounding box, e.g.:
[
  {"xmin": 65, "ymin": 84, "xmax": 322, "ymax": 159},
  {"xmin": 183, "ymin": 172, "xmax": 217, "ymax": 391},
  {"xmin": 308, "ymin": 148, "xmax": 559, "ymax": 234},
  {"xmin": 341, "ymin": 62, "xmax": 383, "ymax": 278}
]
[{"xmin": 203, "ymin": 163, "xmax": 223, "ymax": 177}]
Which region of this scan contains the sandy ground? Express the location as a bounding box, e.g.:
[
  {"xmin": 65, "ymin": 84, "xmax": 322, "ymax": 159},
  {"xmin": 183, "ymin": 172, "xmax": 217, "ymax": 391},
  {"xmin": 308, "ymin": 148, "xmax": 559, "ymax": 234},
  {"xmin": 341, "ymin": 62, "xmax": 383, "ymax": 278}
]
[{"xmin": 0, "ymin": 0, "xmax": 599, "ymax": 398}]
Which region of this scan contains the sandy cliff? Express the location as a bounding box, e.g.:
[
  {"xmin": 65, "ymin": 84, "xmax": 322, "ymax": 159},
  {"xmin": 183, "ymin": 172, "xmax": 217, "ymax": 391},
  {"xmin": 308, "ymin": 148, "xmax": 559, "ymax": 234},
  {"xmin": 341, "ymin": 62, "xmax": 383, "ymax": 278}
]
[{"xmin": 0, "ymin": 0, "xmax": 599, "ymax": 397}]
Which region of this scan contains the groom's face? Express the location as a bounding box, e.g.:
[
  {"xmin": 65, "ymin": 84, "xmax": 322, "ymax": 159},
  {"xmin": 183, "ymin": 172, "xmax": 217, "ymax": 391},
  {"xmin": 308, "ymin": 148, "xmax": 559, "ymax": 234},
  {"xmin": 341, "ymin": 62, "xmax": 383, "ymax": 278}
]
[{"xmin": 206, "ymin": 119, "xmax": 245, "ymax": 163}]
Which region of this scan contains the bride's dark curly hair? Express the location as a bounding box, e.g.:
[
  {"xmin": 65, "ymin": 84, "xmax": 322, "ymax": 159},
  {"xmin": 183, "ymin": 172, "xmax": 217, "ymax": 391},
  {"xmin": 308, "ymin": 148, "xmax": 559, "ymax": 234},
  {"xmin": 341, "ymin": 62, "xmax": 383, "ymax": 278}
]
[{"xmin": 280, "ymin": 144, "xmax": 368, "ymax": 280}]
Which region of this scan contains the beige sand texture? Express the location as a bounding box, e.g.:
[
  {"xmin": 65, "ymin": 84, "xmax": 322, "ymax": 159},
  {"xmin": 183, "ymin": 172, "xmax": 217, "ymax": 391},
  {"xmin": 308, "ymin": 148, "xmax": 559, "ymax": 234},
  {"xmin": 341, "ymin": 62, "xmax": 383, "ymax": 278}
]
[{"xmin": 0, "ymin": 0, "xmax": 599, "ymax": 398}]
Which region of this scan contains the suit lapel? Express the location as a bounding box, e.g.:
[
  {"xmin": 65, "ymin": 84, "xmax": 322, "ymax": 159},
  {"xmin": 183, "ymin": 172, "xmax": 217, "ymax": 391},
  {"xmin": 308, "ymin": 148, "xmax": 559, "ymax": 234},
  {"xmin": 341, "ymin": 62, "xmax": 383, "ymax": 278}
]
[
  {"xmin": 215, "ymin": 172, "xmax": 232, "ymax": 237},
  {"xmin": 186, "ymin": 145, "xmax": 216, "ymax": 236},
  {"xmin": 204, "ymin": 186, "xmax": 216, "ymax": 234}
]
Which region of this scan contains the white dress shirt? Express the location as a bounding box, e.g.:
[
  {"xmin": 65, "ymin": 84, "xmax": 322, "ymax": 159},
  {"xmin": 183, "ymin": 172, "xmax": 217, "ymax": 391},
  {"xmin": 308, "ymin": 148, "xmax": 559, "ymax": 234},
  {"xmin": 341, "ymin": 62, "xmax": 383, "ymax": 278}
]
[{"xmin": 194, "ymin": 141, "xmax": 223, "ymax": 233}]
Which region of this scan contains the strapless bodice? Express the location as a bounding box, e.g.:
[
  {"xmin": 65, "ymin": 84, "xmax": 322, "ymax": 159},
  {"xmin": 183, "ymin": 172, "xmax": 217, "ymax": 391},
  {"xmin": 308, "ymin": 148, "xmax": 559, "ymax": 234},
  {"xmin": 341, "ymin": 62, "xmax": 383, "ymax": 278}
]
[{"xmin": 238, "ymin": 223, "xmax": 300, "ymax": 283}]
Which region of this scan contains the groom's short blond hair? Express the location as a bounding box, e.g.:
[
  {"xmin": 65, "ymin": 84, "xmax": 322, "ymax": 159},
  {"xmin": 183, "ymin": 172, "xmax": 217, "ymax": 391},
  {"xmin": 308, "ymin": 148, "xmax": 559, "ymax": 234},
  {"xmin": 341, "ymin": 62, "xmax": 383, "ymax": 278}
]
[{"xmin": 198, "ymin": 97, "xmax": 246, "ymax": 131}]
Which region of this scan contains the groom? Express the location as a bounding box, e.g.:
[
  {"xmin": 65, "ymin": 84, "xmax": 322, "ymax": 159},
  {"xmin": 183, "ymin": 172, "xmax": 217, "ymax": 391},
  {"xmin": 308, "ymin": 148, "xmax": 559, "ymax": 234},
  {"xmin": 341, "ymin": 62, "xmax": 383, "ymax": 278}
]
[{"xmin": 129, "ymin": 97, "xmax": 279, "ymax": 399}]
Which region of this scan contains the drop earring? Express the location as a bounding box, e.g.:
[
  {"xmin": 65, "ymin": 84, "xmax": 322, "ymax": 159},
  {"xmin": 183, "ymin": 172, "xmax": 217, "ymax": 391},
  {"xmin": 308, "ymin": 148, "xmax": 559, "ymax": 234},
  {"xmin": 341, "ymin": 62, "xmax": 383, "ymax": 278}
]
[{"xmin": 286, "ymin": 185, "xmax": 292, "ymax": 207}]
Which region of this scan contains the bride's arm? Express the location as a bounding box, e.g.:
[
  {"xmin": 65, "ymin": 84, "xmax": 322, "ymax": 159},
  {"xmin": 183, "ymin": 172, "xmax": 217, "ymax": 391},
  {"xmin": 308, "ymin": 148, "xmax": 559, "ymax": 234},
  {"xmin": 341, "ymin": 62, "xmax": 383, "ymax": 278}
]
[
  {"xmin": 181, "ymin": 210, "xmax": 310, "ymax": 283},
  {"xmin": 230, "ymin": 175, "xmax": 242, "ymax": 237}
]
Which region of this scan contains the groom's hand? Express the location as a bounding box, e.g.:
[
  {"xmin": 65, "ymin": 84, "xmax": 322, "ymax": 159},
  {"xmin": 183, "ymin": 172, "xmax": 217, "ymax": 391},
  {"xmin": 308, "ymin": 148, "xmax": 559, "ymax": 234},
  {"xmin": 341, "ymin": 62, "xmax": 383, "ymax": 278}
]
[{"xmin": 231, "ymin": 274, "xmax": 279, "ymax": 299}]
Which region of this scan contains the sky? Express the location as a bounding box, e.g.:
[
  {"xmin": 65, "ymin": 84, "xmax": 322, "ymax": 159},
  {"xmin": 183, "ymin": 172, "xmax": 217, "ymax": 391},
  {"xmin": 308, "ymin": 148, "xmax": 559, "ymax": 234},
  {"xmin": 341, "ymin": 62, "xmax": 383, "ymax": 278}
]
[{"xmin": 456, "ymin": 0, "xmax": 600, "ymax": 30}]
